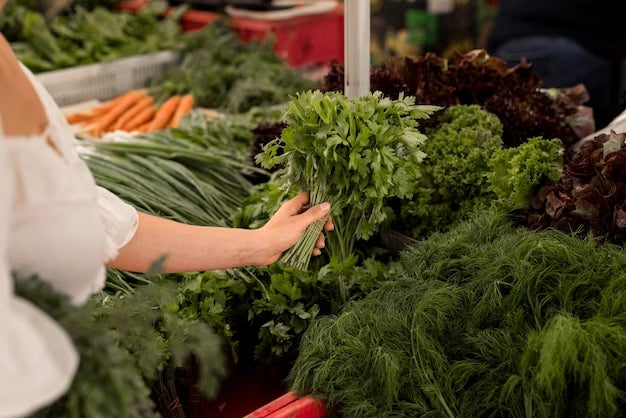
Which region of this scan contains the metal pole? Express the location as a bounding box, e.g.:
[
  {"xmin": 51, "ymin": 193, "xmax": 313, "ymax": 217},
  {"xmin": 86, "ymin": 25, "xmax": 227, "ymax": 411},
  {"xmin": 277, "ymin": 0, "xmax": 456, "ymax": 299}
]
[{"xmin": 344, "ymin": 0, "xmax": 370, "ymax": 98}]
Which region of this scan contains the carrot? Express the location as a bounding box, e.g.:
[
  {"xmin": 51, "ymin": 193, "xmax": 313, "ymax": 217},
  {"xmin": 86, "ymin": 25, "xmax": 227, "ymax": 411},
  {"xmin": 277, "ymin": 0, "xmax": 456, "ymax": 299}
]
[
  {"xmin": 147, "ymin": 96, "xmax": 181, "ymax": 131},
  {"xmin": 125, "ymin": 107, "xmax": 156, "ymax": 131},
  {"xmin": 90, "ymin": 101, "xmax": 115, "ymax": 115},
  {"xmin": 66, "ymin": 112, "xmax": 95, "ymax": 125},
  {"xmin": 88, "ymin": 90, "xmax": 143, "ymax": 117},
  {"xmin": 135, "ymin": 122, "xmax": 153, "ymax": 132},
  {"xmin": 102, "ymin": 89, "xmax": 146, "ymax": 109},
  {"xmin": 170, "ymin": 94, "xmax": 195, "ymax": 128},
  {"xmin": 114, "ymin": 96, "xmax": 154, "ymax": 131},
  {"xmin": 89, "ymin": 90, "xmax": 146, "ymax": 136}
]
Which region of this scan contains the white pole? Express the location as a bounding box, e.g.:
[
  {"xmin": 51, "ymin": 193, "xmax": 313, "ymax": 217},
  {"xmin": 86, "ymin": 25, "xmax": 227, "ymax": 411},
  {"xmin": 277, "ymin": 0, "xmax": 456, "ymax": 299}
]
[{"xmin": 344, "ymin": 0, "xmax": 370, "ymax": 99}]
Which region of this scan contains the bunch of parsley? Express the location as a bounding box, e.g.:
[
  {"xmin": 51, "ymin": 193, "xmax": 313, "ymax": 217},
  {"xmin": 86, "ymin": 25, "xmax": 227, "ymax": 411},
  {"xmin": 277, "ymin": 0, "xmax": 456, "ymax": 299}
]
[
  {"xmin": 175, "ymin": 257, "xmax": 400, "ymax": 367},
  {"xmin": 258, "ymin": 90, "xmax": 438, "ymax": 269}
]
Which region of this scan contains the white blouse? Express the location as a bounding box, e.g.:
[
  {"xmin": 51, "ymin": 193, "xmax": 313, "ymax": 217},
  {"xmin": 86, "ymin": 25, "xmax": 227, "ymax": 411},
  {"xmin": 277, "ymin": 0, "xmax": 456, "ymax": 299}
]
[{"xmin": 0, "ymin": 66, "xmax": 138, "ymax": 417}]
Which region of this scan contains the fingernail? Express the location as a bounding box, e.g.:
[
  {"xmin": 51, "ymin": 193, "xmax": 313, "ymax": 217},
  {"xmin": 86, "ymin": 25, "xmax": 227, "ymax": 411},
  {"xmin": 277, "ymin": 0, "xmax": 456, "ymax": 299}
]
[{"xmin": 320, "ymin": 202, "xmax": 330, "ymax": 212}]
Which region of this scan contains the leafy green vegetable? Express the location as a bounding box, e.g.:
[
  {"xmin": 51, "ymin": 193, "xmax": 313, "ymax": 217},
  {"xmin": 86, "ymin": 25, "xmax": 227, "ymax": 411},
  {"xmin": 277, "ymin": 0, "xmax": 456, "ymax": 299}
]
[
  {"xmin": 398, "ymin": 105, "xmax": 563, "ymax": 239},
  {"xmin": 289, "ymin": 209, "xmax": 626, "ymax": 418},
  {"xmin": 150, "ymin": 23, "xmax": 314, "ymax": 113},
  {"xmin": 399, "ymin": 105, "xmax": 503, "ymax": 238},
  {"xmin": 174, "ymin": 257, "xmax": 400, "ymax": 367},
  {"xmin": 0, "ymin": 1, "xmax": 34, "ymax": 41},
  {"xmin": 258, "ymin": 90, "xmax": 438, "ymax": 269},
  {"xmin": 15, "ymin": 276, "xmax": 226, "ymax": 418},
  {"xmin": 488, "ymin": 136, "xmax": 563, "ymax": 208},
  {"xmin": 9, "ymin": 1, "xmax": 188, "ymax": 73}
]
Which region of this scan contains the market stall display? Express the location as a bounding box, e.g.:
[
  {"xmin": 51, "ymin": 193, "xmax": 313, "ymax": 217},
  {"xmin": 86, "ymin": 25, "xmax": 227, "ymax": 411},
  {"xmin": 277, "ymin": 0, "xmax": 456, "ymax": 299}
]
[{"xmin": 4, "ymin": 1, "xmax": 626, "ymax": 417}]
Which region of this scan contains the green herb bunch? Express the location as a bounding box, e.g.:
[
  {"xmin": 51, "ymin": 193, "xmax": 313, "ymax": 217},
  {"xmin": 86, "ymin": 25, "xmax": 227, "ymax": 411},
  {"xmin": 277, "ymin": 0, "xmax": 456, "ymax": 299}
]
[
  {"xmin": 175, "ymin": 257, "xmax": 399, "ymax": 367},
  {"xmin": 150, "ymin": 23, "xmax": 314, "ymax": 113},
  {"xmin": 15, "ymin": 276, "xmax": 226, "ymax": 418},
  {"xmin": 258, "ymin": 90, "xmax": 438, "ymax": 269},
  {"xmin": 289, "ymin": 210, "xmax": 626, "ymax": 417}
]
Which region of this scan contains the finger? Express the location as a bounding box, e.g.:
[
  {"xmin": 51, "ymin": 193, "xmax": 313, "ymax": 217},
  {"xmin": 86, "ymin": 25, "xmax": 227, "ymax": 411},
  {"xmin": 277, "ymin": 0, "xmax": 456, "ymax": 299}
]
[
  {"xmin": 316, "ymin": 233, "xmax": 325, "ymax": 249},
  {"xmin": 312, "ymin": 248, "xmax": 322, "ymax": 256},
  {"xmin": 324, "ymin": 215, "xmax": 334, "ymax": 231},
  {"xmin": 275, "ymin": 192, "xmax": 310, "ymax": 217},
  {"xmin": 296, "ymin": 202, "xmax": 331, "ymax": 227}
]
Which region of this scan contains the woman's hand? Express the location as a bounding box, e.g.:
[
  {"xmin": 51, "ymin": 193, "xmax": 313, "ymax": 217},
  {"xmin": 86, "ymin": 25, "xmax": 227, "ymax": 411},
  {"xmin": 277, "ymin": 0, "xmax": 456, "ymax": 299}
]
[{"xmin": 255, "ymin": 192, "xmax": 333, "ymax": 266}]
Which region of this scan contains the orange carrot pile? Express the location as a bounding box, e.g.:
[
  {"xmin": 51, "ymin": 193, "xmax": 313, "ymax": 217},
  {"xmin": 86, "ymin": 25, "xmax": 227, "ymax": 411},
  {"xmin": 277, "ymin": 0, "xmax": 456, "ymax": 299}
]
[{"xmin": 65, "ymin": 91, "xmax": 195, "ymax": 138}]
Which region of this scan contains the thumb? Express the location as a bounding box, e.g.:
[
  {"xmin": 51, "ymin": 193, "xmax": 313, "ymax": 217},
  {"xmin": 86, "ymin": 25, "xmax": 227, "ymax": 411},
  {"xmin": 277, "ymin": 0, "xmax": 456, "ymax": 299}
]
[{"xmin": 295, "ymin": 202, "xmax": 331, "ymax": 228}]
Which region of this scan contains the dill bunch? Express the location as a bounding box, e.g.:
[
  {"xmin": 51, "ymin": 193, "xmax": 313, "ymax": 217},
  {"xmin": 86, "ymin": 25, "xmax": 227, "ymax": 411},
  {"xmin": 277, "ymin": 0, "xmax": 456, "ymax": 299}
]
[{"xmin": 288, "ymin": 209, "xmax": 626, "ymax": 417}]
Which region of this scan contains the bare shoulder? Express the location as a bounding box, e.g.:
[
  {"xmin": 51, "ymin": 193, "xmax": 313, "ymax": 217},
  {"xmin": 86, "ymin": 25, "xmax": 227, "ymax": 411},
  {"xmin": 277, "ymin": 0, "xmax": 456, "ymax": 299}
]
[{"xmin": 0, "ymin": 36, "xmax": 49, "ymax": 138}]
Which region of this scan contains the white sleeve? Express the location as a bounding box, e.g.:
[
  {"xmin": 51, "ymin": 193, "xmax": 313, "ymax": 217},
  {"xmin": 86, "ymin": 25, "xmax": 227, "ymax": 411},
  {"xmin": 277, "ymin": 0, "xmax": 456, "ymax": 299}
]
[
  {"xmin": 0, "ymin": 145, "xmax": 78, "ymax": 418},
  {"xmin": 96, "ymin": 186, "xmax": 139, "ymax": 262}
]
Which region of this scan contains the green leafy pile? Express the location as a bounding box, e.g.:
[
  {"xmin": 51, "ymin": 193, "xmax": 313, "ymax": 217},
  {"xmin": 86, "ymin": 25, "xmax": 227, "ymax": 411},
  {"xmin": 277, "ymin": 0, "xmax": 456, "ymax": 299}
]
[
  {"xmin": 258, "ymin": 90, "xmax": 439, "ymax": 269},
  {"xmin": 489, "ymin": 136, "xmax": 563, "ymax": 209},
  {"xmin": 399, "ymin": 105, "xmax": 503, "ymax": 237},
  {"xmin": 525, "ymin": 131, "xmax": 626, "ymax": 244},
  {"xmin": 0, "ymin": 0, "xmax": 32, "ymax": 41},
  {"xmin": 398, "ymin": 105, "xmax": 563, "ymax": 238},
  {"xmin": 289, "ymin": 210, "xmax": 626, "ymax": 418},
  {"xmin": 16, "ymin": 276, "xmax": 226, "ymax": 418},
  {"xmin": 174, "ymin": 257, "xmax": 400, "ymax": 367},
  {"xmin": 7, "ymin": 1, "xmax": 188, "ymax": 72},
  {"xmin": 150, "ymin": 23, "xmax": 314, "ymax": 113}
]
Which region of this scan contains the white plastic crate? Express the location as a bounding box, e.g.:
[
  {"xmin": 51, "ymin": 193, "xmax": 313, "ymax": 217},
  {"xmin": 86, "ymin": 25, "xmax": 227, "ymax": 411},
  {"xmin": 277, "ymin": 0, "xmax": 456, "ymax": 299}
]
[{"xmin": 36, "ymin": 51, "xmax": 181, "ymax": 106}]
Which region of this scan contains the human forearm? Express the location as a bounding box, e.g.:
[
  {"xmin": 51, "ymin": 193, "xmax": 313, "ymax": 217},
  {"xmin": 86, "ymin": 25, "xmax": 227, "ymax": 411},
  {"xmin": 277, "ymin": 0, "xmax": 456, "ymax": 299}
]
[
  {"xmin": 107, "ymin": 193, "xmax": 332, "ymax": 273},
  {"xmin": 108, "ymin": 212, "xmax": 268, "ymax": 273}
]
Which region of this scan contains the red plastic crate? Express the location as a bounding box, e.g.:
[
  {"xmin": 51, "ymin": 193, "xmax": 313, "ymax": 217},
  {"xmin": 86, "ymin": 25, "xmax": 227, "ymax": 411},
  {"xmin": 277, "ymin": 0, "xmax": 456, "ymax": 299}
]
[
  {"xmin": 117, "ymin": 0, "xmax": 218, "ymax": 32},
  {"xmin": 117, "ymin": 0, "xmax": 150, "ymax": 12},
  {"xmin": 230, "ymin": 5, "xmax": 344, "ymax": 68},
  {"xmin": 180, "ymin": 9, "xmax": 219, "ymax": 32},
  {"xmin": 245, "ymin": 392, "xmax": 327, "ymax": 418}
]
